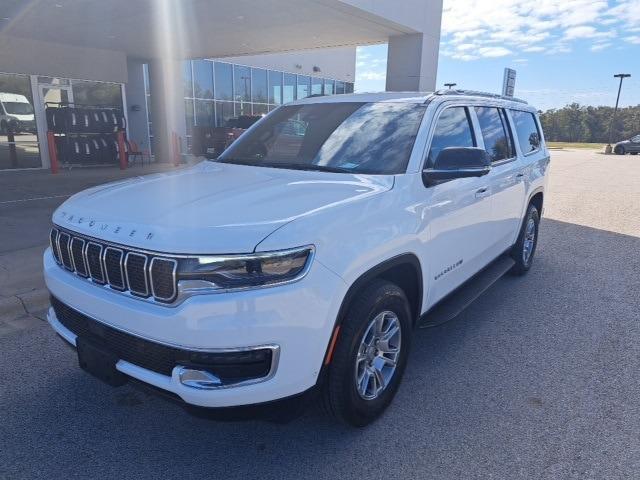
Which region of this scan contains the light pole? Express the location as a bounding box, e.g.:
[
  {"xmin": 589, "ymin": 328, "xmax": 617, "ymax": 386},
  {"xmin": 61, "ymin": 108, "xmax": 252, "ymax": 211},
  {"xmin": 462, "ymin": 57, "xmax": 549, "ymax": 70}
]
[
  {"xmin": 605, "ymin": 73, "xmax": 631, "ymax": 154},
  {"xmin": 444, "ymin": 82, "xmax": 457, "ymax": 90}
]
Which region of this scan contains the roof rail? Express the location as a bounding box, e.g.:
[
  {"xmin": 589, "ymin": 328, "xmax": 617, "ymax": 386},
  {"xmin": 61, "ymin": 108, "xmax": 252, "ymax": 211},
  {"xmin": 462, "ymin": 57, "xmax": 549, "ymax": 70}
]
[{"xmin": 433, "ymin": 89, "xmax": 528, "ymax": 105}]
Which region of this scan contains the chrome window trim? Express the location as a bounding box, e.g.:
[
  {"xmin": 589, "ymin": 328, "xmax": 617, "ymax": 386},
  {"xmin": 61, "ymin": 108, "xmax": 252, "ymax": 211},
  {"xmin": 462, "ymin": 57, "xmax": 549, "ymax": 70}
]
[
  {"xmin": 149, "ymin": 257, "xmax": 178, "ymax": 302},
  {"xmin": 124, "ymin": 251, "xmax": 149, "ymax": 297},
  {"xmin": 70, "ymin": 237, "xmax": 87, "ymax": 277},
  {"xmin": 103, "ymin": 246, "xmax": 125, "ymax": 290},
  {"xmin": 85, "ymin": 241, "xmax": 105, "ymax": 284},
  {"xmin": 58, "ymin": 232, "xmax": 73, "ymax": 271}
]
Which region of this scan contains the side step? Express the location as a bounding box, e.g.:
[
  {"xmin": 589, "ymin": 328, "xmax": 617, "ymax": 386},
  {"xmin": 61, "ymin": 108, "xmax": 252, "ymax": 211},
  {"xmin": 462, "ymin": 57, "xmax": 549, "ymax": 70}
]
[{"xmin": 418, "ymin": 254, "xmax": 516, "ymax": 328}]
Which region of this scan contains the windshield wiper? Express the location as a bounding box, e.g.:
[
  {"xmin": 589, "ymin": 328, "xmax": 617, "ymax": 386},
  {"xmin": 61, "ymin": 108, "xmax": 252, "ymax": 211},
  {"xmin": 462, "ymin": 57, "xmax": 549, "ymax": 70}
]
[
  {"xmin": 215, "ymin": 158, "xmax": 354, "ymax": 173},
  {"xmin": 260, "ymin": 162, "xmax": 354, "ymax": 173}
]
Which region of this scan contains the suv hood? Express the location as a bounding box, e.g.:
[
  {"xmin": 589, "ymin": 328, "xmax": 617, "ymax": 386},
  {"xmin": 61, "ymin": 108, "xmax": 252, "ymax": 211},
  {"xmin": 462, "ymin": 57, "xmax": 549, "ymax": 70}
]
[{"xmin": 53, "ymin": 161, "xmax": 394, "ymax": 254}]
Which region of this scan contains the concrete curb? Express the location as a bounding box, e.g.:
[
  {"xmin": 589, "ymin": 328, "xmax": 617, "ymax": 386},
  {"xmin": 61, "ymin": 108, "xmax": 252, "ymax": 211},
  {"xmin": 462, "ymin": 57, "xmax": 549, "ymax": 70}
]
[{"xmin": 0, "ymin": 288, "xmax": 49, "ymax": 322}]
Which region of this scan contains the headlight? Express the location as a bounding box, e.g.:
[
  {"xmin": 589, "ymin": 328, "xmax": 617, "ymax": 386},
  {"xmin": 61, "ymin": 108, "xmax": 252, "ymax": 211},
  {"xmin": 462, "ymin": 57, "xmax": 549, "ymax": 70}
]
[{"xmin": 177, "ymin": 246, "xmax": 314, "ymax": 291}]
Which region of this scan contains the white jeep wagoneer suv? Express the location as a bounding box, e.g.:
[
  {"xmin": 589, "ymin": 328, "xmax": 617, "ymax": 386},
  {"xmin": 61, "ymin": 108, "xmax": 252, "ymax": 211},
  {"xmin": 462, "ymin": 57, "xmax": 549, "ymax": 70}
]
[{"xmin": 45, "ymin": 90, "xmax": 549, "ymax": 426}]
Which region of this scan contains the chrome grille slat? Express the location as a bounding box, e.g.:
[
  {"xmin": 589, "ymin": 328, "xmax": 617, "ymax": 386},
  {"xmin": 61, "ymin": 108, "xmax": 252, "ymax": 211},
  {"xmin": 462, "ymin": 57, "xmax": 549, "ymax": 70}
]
[
  {"xmin": 70, "ymin": 237, "xmax": 87, "ymax": 277},
  {"xmin": 58, "ymin": 232, "xmax": 73, "ymax": 270},
  {"xmin": 103, "ymin": 247, "xmax": 125, "ymax": 290},
  {"xmin": 51, "ymin": 227, "xmax": 177, "ymax": 304},
  {"xmin": 149, "ymin": 257, "xmax": 178, "ymax": 302},
  {"xmin": 86, "ymin": 242, "xmax": 105, "ymax": 283},
  {"xmin": 124, "ymin": 252, "xmax": 149, "ymax": 297},
  {"xmin": 50, "ymin": 228, "xmax": 61, "ymax": 264}
]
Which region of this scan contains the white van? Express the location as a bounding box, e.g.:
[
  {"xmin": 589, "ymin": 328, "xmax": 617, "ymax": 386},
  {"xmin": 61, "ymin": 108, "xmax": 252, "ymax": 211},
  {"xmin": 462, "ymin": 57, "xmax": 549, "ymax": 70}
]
[{"xmin": 0, "ymin": 92, "xmax": 36, "ymax": 134}]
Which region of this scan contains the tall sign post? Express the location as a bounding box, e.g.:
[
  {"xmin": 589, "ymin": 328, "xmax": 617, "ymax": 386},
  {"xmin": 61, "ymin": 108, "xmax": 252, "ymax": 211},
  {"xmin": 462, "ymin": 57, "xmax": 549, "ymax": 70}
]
[{"xmin": 502, "ymin": 68, "xmax": 516, "ymax": 98}]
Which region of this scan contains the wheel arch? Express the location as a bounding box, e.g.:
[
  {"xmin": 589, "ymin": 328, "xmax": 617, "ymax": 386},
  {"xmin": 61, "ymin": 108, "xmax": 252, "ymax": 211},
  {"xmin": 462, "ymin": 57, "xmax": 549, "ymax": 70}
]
[
  {"xmin": 320, "ymin": 253, "xmax": 424, "ymax": 373},
  {"xmin": 528, "ymin": 189, "xmax": 544, "ymax": 215}
]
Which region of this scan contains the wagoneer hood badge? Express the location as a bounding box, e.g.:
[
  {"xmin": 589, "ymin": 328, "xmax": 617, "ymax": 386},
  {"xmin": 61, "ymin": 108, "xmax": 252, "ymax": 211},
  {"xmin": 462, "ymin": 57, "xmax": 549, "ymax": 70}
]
[{"xmin": 53, "ymin": 161, "xmax": 393, "ymax": 254}]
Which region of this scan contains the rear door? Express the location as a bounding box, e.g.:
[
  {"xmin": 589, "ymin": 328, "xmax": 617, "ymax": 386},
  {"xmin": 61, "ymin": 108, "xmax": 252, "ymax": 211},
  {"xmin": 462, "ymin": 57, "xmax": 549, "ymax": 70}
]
[
  {"xmin": 422, "ymin": 105, "xmax": 495, "ymax": 305},
  {"xmin": 473, "ymin": 106, "xmax": 525, "ymax": 254}
]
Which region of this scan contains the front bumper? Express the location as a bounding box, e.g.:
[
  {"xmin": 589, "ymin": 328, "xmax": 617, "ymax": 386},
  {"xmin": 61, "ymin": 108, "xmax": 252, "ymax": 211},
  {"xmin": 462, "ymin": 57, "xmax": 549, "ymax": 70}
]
[{"xmin": 44, "ymin": 248, "xmax": 346, "ymax": 407}]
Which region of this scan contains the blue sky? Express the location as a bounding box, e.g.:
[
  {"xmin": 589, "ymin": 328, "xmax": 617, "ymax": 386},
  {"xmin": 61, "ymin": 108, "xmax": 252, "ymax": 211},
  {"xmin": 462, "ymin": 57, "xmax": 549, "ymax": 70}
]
[{"xmin": 355, "ymin": 0, "xmax": 640, "ymax": 111}]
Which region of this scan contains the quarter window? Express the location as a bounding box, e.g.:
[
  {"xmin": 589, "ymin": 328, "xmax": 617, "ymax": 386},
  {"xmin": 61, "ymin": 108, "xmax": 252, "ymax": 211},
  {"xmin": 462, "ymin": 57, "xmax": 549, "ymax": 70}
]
[
  {"xmin": 428, "ymin": 107, "xmax": 476, "ymax": 165},
  {"xmin": 475, "ymin": 107, "xmax": 514, "ymax": 162},
  {"xmin": 511, "ymin": 110, "xmax": 541, "ymax": 153}
]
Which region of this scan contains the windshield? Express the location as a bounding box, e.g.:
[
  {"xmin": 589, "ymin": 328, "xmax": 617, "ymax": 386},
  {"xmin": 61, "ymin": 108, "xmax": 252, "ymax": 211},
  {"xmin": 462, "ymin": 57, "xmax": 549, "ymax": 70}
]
[
  {"xmin": 3, "ymin": 101, "xmax": 33, "ymax": 115},
  {"xmin": 216, "ymin": 102, "xmax": 426, "ymax": 175}
]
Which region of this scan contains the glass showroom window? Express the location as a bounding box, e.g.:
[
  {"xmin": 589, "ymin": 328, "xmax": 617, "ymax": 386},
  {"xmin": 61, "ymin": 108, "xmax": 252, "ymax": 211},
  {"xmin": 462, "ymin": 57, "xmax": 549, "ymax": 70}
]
[
  {"xmin": 268, "ymin": 70, "xmax": 283, "ymax": 105},
  {"xmin": 234, "ymin": 65, "xmax": 251, "ymax": 103},
  {"xmin": 252, "ymin": 68, "xmax": 268, "ymax": 104},
  {"xmin": 185, "ymin": 99, "xmax": 195, "ymax": 134},
  {"xmin": 336, "ymin": 81, "xmax": 345, "ymax": 94},
  {"xmin": 183, "ymin": 61, "xmax": 194, "ymax": 98},
  {"xmin": 72, "ymin": 80, "xmax": 123, "ymax": 107},
  {"xmin": 345, "ymin": 82, "xmax": 354, "ymax": 94},
  {"xmin": 193, "ymin": 60, "xmax": 214, "ymax": 99},
  {"xmin": 195, "ymin": 100, "xmax": 215, "ymax": 127},
  {"xmin": 215, "ymin": 101, "xmax": 234, "ymax": 127},
  {"xmin": 297, "ymin": 75, "xmax": 311, "ymax": 99},
  {"xmin": 311, "ymin": 77, "xmax": 323, "ymax": 95},
  {"xmin": 214, "ymin": 62, "xmax": 233, "ymax": 101},
  {"xmin": 283, "ymin": 73, "xmax": 296, "ymax": 104},
  {"xmin": 0, "ymin": 73, "xmax": 41, "ymax": 170},
  {"xmin": 324, "ymin": 79, "xmax": 335, "ymax": 95}
]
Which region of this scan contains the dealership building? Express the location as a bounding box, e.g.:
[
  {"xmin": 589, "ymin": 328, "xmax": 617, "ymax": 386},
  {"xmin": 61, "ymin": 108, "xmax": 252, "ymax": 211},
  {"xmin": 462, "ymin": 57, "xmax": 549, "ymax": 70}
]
[{"xmin": 0, "ymin": 0, "xmax": 443, "ymax": 171}]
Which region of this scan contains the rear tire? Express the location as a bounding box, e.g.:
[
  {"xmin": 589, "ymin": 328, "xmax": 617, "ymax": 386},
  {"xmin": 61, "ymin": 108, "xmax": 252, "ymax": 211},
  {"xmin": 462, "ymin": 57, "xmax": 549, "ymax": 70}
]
[
  {"xmin": 509, "ymin": 204, "xmax": 540, "ymax": 276},
  {"xmin": 614, "ymin": 145, "xmax": 625, "ymax": 155},
  {"xmin": 323, "ymin": 280, "xmax": 412, "ymax": 427}
]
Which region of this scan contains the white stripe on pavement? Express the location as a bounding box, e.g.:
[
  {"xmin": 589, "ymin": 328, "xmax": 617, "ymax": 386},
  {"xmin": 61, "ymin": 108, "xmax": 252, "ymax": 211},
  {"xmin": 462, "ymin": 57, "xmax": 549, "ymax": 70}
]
[{"xmin": 0, "ymin": 194, "xmax": 71, "ymax": 205}]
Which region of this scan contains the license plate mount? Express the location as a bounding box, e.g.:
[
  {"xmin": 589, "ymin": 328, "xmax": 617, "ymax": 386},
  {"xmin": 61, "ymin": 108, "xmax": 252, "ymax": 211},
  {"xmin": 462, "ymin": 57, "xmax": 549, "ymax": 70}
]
[{"xmin": 76, "ymin": 337, "xmax": 127, "ymax": 387}]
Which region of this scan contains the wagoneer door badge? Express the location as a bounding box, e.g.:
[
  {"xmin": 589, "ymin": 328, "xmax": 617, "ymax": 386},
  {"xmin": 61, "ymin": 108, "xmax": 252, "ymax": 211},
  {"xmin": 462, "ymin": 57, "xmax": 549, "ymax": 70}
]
[{"xmin": 434, "ymin": 259, "xmax": 463, "ymax": 281}]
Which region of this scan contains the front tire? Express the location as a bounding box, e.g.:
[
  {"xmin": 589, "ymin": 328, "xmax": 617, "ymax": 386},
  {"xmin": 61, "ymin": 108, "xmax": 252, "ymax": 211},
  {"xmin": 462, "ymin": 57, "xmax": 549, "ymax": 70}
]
[
  {"xmin": 510, "ymin": 204, "xmax": 540, "ymax": 275},
  {"xmin": 614, "ymin": 145, "xmax": 625, "ymax": 155},
  {"xmin": 323, "ymin": 280, "xmax": 412, "ymax": 427}
]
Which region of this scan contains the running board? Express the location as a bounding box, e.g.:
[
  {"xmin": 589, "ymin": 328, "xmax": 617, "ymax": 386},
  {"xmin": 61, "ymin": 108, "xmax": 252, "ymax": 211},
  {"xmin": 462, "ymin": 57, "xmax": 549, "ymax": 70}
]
[{"xmin": 418, "ymin": 255, "xmax": 515, "ymax": 328}]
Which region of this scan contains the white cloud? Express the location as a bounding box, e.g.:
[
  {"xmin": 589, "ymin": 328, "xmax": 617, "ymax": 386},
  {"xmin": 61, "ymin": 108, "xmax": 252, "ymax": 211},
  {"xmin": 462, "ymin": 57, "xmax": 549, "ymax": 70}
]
[
  {"xmin": 477, "ymin": 46, "xmax": 512, "ymax": 57},
  {"xmin": 625, "ymin": 35, "xmax": 640, "ymax": 43},
  {"xmin": 591, "ymin": 42, "xmax": 612, "ymax": 51},
  {"xmin": 440, "ymin": 0, "xmax": 637, "ymax": 61},
  {"xmin": 564, "ymin": 25, "xmax": 597, "ymax": 39},
  {"xmin": 356, "ymin": 71, "xmax": 385, "ymax": 81}
]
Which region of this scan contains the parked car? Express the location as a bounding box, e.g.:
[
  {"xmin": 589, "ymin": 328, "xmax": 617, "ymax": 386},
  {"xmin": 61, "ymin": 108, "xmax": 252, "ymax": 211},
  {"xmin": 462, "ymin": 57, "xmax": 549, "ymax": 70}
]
[
  {"xmin": 0, "ymin": 92, "xmax": 36, "ymax": 134},
  {"xmin": 44, "ymin": 90, "xmax": 550, "ymax": 426},
  {"xmin": 614, "ymin": 135, "xmax": 640, "ymax": 155}
]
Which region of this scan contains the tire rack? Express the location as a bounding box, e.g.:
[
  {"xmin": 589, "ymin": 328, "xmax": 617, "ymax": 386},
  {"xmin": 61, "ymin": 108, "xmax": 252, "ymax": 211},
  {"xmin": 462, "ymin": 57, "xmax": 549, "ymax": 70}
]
[{"xmin": 45, "ymin": 102, "xmax": 128, "ymax": 174}]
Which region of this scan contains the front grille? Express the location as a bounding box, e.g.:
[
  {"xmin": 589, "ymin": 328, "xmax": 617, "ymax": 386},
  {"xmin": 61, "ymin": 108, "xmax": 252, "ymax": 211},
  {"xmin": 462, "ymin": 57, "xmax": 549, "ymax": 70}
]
[
  {"xmin": 50, "ymin": 226, "xmax": 177, "ymax": 303},
  {"xmin": 51, "ymin": 296, "xmax": 273, "ymax": 382}
]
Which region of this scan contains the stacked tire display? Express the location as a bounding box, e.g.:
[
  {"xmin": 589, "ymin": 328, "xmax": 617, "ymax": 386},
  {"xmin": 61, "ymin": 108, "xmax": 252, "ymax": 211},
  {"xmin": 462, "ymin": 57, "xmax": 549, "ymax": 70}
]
[{"xmin": 46, "ymin": 104, "xmax": 127, "ymax": 166}]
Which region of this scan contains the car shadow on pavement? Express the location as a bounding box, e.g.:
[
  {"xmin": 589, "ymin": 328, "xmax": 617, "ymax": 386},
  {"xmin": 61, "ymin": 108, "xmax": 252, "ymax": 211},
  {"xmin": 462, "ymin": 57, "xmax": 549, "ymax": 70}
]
[{"xmin": 2, "ymin": 218, "xmax": 640, "ymax": 479}]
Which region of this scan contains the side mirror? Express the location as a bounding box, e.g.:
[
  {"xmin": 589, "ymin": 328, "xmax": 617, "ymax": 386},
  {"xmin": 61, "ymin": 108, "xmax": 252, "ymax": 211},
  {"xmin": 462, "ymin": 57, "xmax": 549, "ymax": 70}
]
[{"xmin": 423, "ymin": 147, "xmax": 491, "ymax": 186}]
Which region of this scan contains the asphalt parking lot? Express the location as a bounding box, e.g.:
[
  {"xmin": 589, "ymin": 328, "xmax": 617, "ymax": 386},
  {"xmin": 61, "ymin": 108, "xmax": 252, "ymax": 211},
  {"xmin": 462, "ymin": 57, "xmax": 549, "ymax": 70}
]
[{"xmin": 1, "ymin": 150, "xmax": 639, "ymax": 479}]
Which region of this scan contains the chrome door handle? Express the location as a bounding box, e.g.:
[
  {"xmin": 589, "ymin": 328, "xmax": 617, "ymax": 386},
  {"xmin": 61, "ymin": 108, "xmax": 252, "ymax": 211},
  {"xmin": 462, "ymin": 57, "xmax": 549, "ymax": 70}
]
[{"xmin": 475, "ymin": 187, "xmax": 490, "ymax": 199}]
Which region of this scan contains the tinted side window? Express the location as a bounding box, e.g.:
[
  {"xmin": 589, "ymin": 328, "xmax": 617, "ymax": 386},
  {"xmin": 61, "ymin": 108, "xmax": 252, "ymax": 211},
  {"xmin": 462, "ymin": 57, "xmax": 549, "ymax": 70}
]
[
  {"xmin": 428, "ymin": 107, "xmax": 475, "ymax": 165},
  {"xmin": 475, "ymin": 107, "xmax": 514, "ymax": 162},
  {"xmin": 511, "ymin": 110, "xmax": 541, "ymax": 153}
]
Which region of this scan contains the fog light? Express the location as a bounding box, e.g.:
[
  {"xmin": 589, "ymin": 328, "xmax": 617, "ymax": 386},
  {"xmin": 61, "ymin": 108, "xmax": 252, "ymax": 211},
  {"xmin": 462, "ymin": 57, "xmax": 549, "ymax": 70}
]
[{"xmin": 178, "ymin": 367, "xmax": 222, "ymax": 389}]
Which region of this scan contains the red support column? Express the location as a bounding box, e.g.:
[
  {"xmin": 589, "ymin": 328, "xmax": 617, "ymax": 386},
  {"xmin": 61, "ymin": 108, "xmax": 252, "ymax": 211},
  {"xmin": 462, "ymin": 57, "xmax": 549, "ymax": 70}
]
[
  {"xmin": 117, "ymin": 131, "xmax": 127, "ymax": 170},
  {"xmin": 47, "ymin": 132, "xmax": 59, "ymax": 174}
]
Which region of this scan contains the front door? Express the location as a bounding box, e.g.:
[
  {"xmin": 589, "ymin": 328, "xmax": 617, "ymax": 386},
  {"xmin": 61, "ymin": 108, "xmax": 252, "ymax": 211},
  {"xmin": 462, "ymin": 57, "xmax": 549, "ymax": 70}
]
[{"xmin": 422, "ymin": 105, "xmax": 495, "ymax": 306}]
